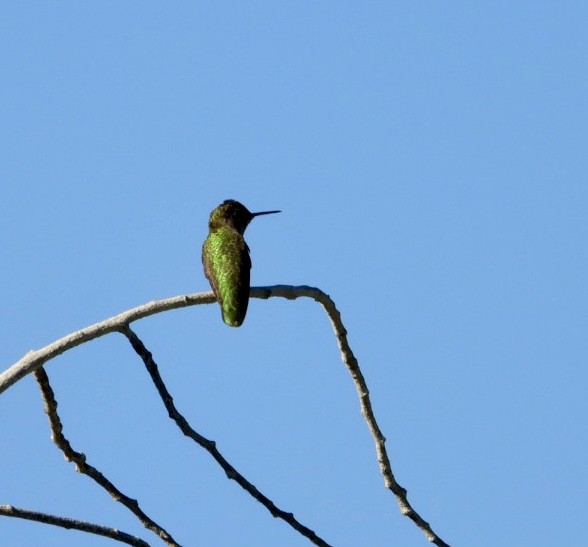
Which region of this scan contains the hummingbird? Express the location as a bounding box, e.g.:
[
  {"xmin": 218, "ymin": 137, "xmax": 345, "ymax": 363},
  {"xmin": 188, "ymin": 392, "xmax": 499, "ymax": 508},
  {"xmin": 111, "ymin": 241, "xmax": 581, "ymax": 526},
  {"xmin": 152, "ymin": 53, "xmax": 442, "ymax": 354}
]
[{"xmin": 202, "ymin": 199, "xmax": 281, "ymax": 327}]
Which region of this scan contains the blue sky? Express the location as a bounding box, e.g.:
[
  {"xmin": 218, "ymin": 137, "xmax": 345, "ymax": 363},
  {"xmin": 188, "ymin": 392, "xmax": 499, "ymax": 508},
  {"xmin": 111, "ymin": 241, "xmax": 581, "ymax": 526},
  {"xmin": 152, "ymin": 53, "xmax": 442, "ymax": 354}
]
[{"xmin": 1, "ymin": 3, "xmax": 586, "ymax": 546}]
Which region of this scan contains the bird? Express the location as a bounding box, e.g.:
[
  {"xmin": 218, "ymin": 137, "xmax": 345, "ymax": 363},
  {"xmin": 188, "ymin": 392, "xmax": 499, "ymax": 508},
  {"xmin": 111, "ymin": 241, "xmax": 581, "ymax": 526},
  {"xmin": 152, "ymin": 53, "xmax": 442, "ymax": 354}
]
[{"xmin": 202, "ymin": 199, "xmax": 280, "ymax": 327}]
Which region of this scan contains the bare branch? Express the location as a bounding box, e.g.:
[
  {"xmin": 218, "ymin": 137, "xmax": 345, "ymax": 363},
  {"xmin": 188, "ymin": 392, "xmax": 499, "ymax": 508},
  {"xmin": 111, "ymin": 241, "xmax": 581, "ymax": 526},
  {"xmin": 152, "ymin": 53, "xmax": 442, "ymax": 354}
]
[
  {"xmin": 253, "ymin": 286, "xmax": 451, "ymax": 547},
  {"xmin": 120, "ymin": 325, "xmax": 332, "ymax": 547},
  {"xmin": 0, "ymin": 504, "xmax": 150, "ymax": 546},
  {"xmin": 3, "ymin": 285, "xmax": 451, "ymax": 545},
  {"xmin": 33, "ymin": 367, "xmax": 182, "ymax": 547},
  {"xmin": 1, "ymin": 292, "xmax": 215, "ymax": 395}
]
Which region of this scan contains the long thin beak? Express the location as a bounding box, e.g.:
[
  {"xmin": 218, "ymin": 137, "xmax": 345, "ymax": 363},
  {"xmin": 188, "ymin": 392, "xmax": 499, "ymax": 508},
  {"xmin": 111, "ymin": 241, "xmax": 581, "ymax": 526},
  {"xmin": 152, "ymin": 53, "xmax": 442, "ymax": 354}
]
[{"xmin": 252, "ymin": 209, "xmax": 281, "ymax": 217}]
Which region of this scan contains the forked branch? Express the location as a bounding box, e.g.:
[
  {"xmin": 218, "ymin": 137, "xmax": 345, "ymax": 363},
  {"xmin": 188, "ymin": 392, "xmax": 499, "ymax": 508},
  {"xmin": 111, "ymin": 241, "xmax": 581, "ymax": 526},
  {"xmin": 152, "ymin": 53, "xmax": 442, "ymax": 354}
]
[{"xmin": 2, "ymin": 285, "xmax": 450, "ymax": 546}]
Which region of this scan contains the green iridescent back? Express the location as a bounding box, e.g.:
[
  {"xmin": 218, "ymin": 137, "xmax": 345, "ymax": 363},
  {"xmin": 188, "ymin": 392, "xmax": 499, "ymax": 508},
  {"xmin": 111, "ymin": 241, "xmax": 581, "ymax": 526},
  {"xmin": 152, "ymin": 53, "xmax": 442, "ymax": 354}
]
[{"xmin": 202, "ymin": 199, "xmax": 279, "ymax": 327}]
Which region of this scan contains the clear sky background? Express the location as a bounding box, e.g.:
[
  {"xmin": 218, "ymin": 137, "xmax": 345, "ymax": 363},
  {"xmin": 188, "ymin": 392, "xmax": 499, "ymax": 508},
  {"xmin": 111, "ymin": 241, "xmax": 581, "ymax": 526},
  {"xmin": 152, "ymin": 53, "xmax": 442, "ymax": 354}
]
[{"xmin": 1, "ymin": 3, "xmax": 586, "ymax": 547}]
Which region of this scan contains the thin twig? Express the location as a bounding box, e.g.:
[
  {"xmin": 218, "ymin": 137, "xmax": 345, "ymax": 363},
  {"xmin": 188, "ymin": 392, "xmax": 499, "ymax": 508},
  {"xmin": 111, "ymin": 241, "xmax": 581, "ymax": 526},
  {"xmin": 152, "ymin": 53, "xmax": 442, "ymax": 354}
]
[
  {"xmin": 253, "ymin": 286, "xmax": 451, "ymax": 547},
  {"xmin": 119, "ymin": 325, "xmax": 332, "ymax": 547},
  {"xmin": 33, "ymin": 367, "xmax": 182, "ymax": 547},
  {"xmin": 0, "ymin": 504, "xmax": 150, "ymax": 547}
]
